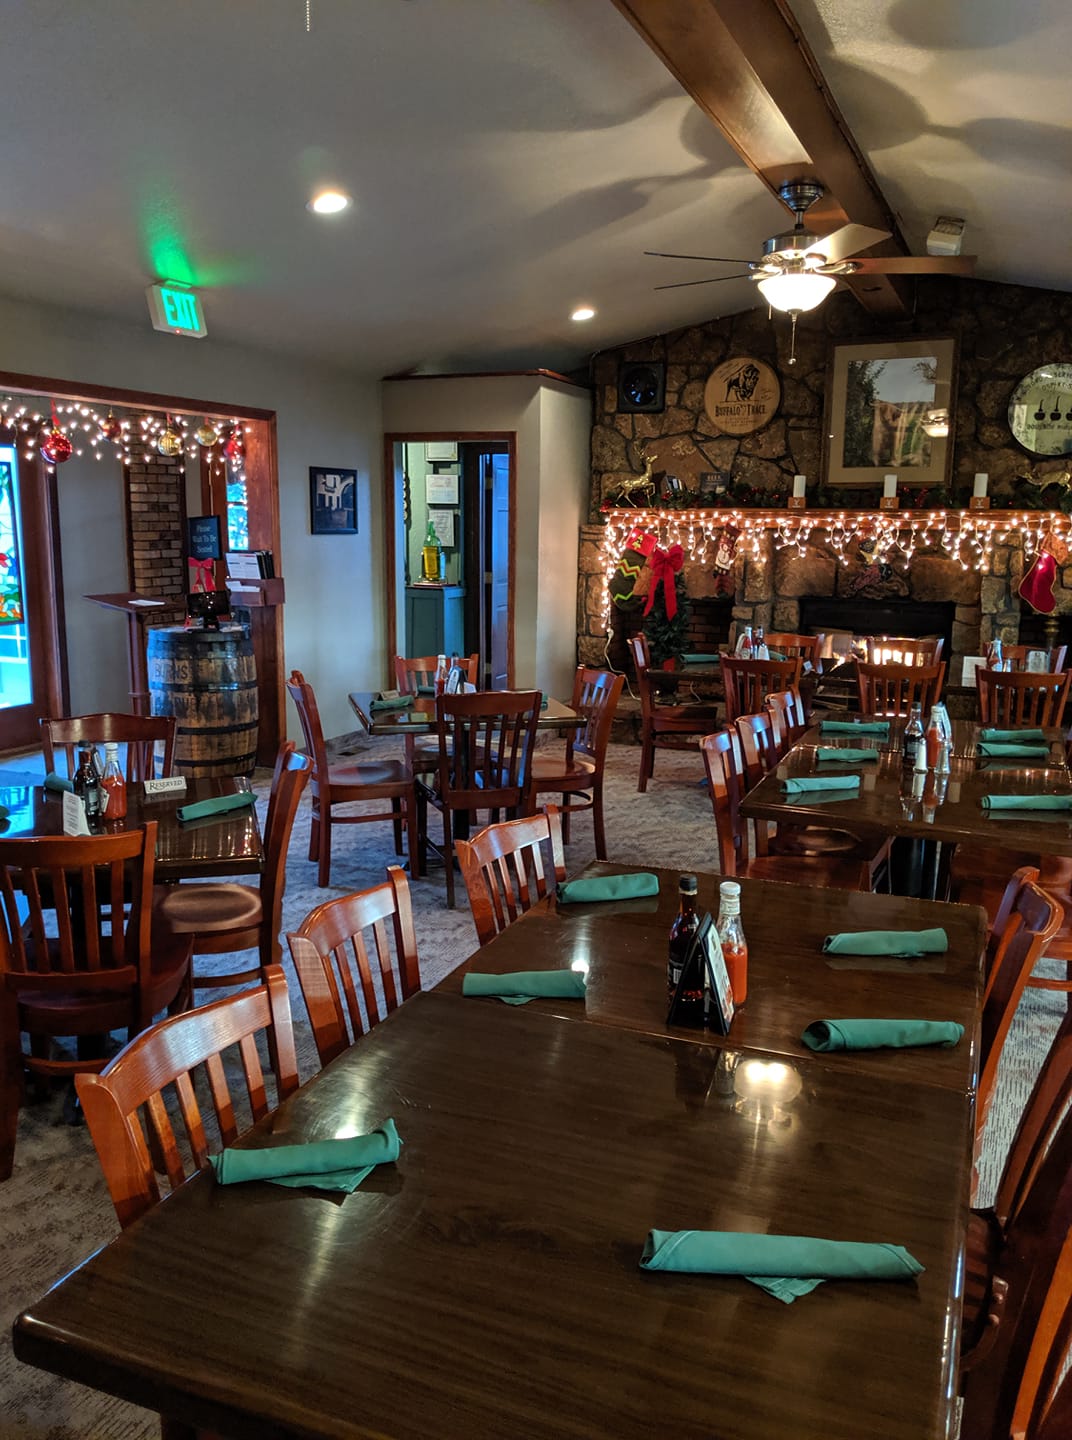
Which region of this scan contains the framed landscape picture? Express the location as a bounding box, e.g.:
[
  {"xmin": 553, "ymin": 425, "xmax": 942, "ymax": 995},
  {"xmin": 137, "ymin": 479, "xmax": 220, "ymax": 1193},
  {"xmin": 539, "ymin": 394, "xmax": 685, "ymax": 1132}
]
[
  {"xmin": 823, "ymin": 336, "xmax": 956, "ymax": 488},
  {"xmin": 309, "ymin": 467, "xmax": 357, "ymax": 534}
]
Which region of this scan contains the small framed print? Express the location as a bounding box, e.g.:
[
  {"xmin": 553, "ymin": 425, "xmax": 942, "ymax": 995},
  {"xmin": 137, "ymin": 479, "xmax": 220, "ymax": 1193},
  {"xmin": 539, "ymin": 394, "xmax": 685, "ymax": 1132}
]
[
  {"xmin": 425, "ymin": 440, "xmax": 458, "ymax": 462},
  {"xmin": 310, "ymin": 467, "xmax": 357, "ymax": 535},
  {"xmin": 428, "ymin": 509, "xmax": 455, "ymax": 548},
  {"xmin": 426, "ymin": 472, "xmax": 459, "ymax": 505}
]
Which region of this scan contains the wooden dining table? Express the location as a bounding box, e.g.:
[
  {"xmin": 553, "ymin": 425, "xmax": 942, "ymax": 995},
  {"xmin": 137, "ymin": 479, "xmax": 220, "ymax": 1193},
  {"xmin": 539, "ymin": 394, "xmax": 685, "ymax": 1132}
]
[
  {"xmin": 438, "ymin": 862, "xmax": 987, "ymax": 1093},
  {"xmin": 348, "ymin": 690, "xmax": 578, "ymax": 736},
  {"xmin": 14, "ymin": 987, "xmax": 974, "ymax": 1440},
  {"xmin": 0, "ymin": 775, "xmax": 262, "ymax": 880}
]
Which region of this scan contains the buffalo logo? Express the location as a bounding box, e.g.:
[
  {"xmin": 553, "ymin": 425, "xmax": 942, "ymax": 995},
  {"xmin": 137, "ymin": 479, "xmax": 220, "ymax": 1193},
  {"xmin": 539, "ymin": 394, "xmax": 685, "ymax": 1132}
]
[{"xmin": 724, "ymin": 362, "xmax": 760, "ymax": 403}]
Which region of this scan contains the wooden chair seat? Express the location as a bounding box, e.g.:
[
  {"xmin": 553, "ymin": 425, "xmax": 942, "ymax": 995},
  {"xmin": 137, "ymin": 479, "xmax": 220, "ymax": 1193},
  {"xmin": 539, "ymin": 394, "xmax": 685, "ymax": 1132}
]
[
  {"xmin": 531, "ymin": 667, "xmax": 624, "ymax": 858},
  {"xmin": 155, "ymin": 881, "xmax": 263, "ymax": 934},
  {"xmin": 530, "ymin": 752, "xmax": 596, "ymax": 784},
  {"xmin": 16, "ymin": 937, "xmax": 192, "ymax": 1036},
  {"xmin": 326, "ymin": 757, "xmax": 413, "ymax": 791}
]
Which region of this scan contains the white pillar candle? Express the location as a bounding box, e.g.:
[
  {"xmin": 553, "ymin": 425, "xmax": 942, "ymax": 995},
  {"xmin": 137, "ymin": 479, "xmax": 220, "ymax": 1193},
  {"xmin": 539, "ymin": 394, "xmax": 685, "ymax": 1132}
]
[
  {"xmin": 883, "ymin": 474, "xmax": 898, "ymax": 499},
  {"xmin": 973, "ymin": 472, "xmax": 989, "ymax": 498},
  {"xmin": 792, "ymin": 474, "xmax": 806, "ymax": 498}
]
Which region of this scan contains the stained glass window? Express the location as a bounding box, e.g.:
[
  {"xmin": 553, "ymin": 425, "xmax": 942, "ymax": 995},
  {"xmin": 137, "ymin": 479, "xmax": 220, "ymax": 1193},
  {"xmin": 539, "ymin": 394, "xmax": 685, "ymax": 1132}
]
[{"xmin": 0, "ymin": 460, "xmax": 25, "ymax": 626}]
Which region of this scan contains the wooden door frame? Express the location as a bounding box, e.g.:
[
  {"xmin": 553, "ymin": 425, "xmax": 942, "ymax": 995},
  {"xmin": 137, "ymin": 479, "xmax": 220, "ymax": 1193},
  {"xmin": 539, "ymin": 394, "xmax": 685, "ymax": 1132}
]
[{"xmin": 383, "ymin": 431, "xmax": 516, "ymax": 686}]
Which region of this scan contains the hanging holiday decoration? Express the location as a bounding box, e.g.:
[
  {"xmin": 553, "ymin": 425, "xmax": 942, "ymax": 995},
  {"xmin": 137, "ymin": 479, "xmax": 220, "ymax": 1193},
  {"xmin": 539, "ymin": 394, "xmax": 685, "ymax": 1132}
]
[
  {"xmin": 608, "ymin": 527, "xmax": 657, "ymax": 606},
  {"xmin": 99, "ymin": 410, "xmax": 123, "ymax": 442},
  {"xmin": 156, "ymin": 414, "xmax": 182, "ymax": 456},
  {"xmin": 1018, "ymin": 528, "xmax": 1069, "ymax": 614},
  {"xmin": 643, "ymin": 543, "xmax": 685, "ymax": 620},
  {"xmin": 642, "ymin": 564, "xmax": 690, "ymax": 666},
  {"xmin": 195, "ymin": 420, "xmax": 220, "ymax": 447},
  {"xmin": 224, "ymin": 427, "xmax": 245, "ymax": 463},
  {"xmin": 712, "ymin": 525, "xmax": 740, "ymax": 572}
]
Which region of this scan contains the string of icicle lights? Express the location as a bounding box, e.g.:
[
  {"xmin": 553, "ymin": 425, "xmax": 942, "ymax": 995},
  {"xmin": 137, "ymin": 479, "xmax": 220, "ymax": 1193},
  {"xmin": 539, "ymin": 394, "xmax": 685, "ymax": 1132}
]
[{"xmin": 598, "ymin": 506, "xmax": 1063, "ymax": 629}]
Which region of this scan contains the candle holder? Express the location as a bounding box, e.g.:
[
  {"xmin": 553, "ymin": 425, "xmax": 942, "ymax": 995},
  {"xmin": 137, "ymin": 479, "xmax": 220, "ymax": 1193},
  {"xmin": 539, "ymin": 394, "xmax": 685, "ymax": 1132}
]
[
  {"xmin": 969, "ymin": 495, "xmax": 991, "ymax": 510},
  {"xmin": 879, "ymin": 495, "xmax": 899, "ymax": 511}
]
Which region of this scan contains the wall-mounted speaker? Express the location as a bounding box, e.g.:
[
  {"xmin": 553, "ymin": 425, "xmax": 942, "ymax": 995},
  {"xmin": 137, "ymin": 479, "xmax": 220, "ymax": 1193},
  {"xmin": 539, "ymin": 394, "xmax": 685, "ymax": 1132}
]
[{"xmin": 617, "ymin": 361, "xmax": 666, "ymax": 414}]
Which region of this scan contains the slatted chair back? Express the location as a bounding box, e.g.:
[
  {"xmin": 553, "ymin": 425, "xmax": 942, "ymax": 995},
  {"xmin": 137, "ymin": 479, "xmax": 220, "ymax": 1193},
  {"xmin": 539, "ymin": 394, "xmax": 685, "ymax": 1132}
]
[
  {"xmin": 41, "ymin": 712, "xmax": 177, "ymax": 783},
  {"xmin": 865, "ymin": 636, "xmax": 944, "ymax": 666},
  {"xmin": 455, "ymin": 806, "xmax": 566, "ymax": 947},
  {"xmin": 976, "ymin": 668, "xmax": 1071, "ymax": 728},
  {"xmin": 733, "ymin": 712, "xmax": 779, "ymax": 790},
  {"xmin": 700, "ymin": 730, "xmax": 747, "ymax": 876},
  {"xmin": 286, "ymin": 866, "xmax": 421, "ymax": 1067},
  {"xmin": 75, "ymin": 967, "xmax": 299, "ymax": 1229},
  {"xmin": 394, "ymin": 653, "xmax": 480, "ymax": 693},
  {"xmin": 1001, "ymin": 644, "xmax": 1068, "ymax": 673},
  {"xmin": 765, "ymin": 685, "xmax": 809, "ymax": 754},
  {"xmin": 720, "ymin": 655, "xmax": 802, "ymax": 723},
  {"xmin": 764, "ymin": 632, "xmax": 822, "ymax": 667},
  {"xmin": 984, "ymin": 865, "xmax": 1041, "ymax": 973},
  {"xmin": 977, "ymin": 880, "xmax": 1063, "ymax": 1140},
  {"xmin": 627, "ymin": 633, "xmax": 656, "ymax": 720},
  {"xmin": 433, "ymin": 690, "xmax": 541, "ymax": 812},
  {"xmin": 566, "ymin": 666, "xmax": 624, "ymax": 768},
  {"xmin": 994, "ymin": 1007, "xmax": 1072, "ymax": 1235},
  {"xmin": 856, "ymin": 660, "xmax": 946, "ymax": 717}
]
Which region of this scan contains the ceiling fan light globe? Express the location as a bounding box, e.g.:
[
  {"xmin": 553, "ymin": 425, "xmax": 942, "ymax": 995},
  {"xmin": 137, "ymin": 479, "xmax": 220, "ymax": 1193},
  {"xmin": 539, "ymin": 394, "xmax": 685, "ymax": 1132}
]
[{"xmin": 755, "ymin": 270, "xmax": 836, "ymax": 314}]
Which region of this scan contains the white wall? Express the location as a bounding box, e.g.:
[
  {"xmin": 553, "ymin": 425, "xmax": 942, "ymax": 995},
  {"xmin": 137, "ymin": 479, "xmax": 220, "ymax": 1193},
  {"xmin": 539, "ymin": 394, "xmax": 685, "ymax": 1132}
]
[
  {"xmin": 382, "ymin": 375, "xmax": 590, "ymax": 699},
  {"xmin": 0, "ymin": 293, "xmax": 379, "ymax": 739}
]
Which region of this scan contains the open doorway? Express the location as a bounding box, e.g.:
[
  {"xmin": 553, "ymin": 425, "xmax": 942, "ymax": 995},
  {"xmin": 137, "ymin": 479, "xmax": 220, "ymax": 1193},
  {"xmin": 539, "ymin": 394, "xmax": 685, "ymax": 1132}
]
[{"xmin": 385, "ymin": 434, "xmax": 515, "ymax": 688}]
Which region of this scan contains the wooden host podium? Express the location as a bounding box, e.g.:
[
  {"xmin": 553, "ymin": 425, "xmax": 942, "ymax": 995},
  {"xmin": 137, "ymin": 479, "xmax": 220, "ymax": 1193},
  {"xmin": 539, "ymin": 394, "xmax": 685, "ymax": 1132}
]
[{"xmin": 84, "ymin": 592, "xmax": 170, "ymax": 715}]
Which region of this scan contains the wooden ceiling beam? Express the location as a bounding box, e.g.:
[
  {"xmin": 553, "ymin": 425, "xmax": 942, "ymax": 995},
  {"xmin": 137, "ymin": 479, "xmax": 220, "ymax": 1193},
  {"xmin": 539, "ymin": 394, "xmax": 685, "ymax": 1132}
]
[{"xmin": 610, "ymin": 0, "xmax": 913, "ymax": 316}]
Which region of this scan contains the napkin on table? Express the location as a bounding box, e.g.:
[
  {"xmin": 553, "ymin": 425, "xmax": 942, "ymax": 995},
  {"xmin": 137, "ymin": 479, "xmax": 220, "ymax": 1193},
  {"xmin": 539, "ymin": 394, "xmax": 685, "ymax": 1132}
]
[
  {"xmin": 815, "ymin": 747, "xmax": 878, "ymax": 764},
  {"xmin": 981, "ymin": 794, "xmax": 1072, "ymax": 812},
  {"xmin": 209, "ymin": 1119, "xmax": 401, "ymax": 1193},
  {"xmin": 980, "ymin": 727, "xmax": 1046, "ymax": 742},
  {"xmin": 819, "ymin": 720, "xmax": 890, "ymax": 737},
  {"xmin": 557, "ymin": 872, "xmax": 660, "ymax": 904},
  {"xmin": 461, "ymin": 970, "xmax": 587, "ymax": 1006},
  {"xmin": 801, "ymin": 1019, "xmax": 963, "ymax": 1052},
  {"xmin": 822, "ymin": 927, "xmax": 948, "ymax": 957},
  {"xmin": 976, "ymin": 742, "xmax": 1050, "ymax": 759},
  {"xmin": 44, "ymin": 772, "xmax": 74, "ymax": 793},
  {"xmin": 369, "ymin": 694, "xmax": 414, "ymax": 711},
  {"xmin": 176, "ymin": 791, "xmax": 257, "ymax": 822},
  {"xmin": 780, "ymin": 775, "xmax": 860, "ymax": 795},
  {"xmin": 639, "ymin": 1229, "xmax": 923, "ymax": 1304},
  {"xmin": 681, "ymin": 653, "xmax": 720, "ymax": 665}
]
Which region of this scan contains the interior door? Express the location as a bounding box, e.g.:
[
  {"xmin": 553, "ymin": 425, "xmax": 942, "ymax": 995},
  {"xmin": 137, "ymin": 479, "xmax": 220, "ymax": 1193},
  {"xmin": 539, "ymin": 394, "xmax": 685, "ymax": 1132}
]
[{"xmin": 485, "ymin": 450, "xmax": 510, "ymax": 689}]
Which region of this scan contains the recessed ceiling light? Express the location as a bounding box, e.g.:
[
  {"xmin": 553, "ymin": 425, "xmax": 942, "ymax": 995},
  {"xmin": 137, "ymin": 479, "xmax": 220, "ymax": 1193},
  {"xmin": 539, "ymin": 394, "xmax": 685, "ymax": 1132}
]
[
  {"xmin": 571, "ymin": 306, "xmax": 596, "ymax": 322},
  {"xmin": 308, "ymin": 189, "xmax": 351, "ymax": 215}
]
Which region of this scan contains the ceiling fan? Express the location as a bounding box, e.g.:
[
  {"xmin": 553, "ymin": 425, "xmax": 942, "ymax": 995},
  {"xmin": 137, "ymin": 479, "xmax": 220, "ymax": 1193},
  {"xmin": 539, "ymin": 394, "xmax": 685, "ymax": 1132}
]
[{"xmin": 647, "ymin": 180, "xmax": 975, "ymax": 360}]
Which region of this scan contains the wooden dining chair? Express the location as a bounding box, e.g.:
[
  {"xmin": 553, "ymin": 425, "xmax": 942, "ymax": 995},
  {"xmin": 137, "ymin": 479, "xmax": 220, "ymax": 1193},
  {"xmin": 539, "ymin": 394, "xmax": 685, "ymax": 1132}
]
[
  {"xmin": 286, "ymin": 865, "xmax": 421, "ymax": 1068},
  {"xmin": 720, "ymin": 654, "xmax": 802, "ymax": 724},
  {"xmin": 287, "ymin": 669, "xmax": 419, "ymax": 887},
  {"xmin": 530, "ymin": 666, "xmax": 624, "ymax": 858},
  {"xmin": 394, "ymin": 652, "xmax": 481, "ymax": 774},
  {"xmin": 1000, "ymin": 644, "xmax": 1068, "ymax": 673},
  {"xmin": 153, "ymin": 743, "xmax": 310, "ymax": 989},
  {"xmin": 41, "ymin": 712, "xmax": 177, "ymax": 782},
  {"xmin": 417, "ymin": 689, "xmax": 542, "ymax": 906},
  {"xmin": 865, "ymin": 636, "xmax": 944, "ymax": 666},
  {"xmin": 75, "ymin": 965, "xmax": 299, "ymax": 1229},
  {"xmin": 456, "ymin": 806, "xmax": 566, "ymax": 947},
  {"xmin": 975, "ymin": 668, "xmax": 1071, "ymax": 728},
  {"xmin": 764, "ymin": 685, "xmax": 810, "ymax": 754},
  {"xmin": 856, "ymin": 659, "xmax": 946, "ymax": 717},
  {"xmin": 0, "ymin": 821, "xmax": 193, "ymax": 1180},
  {"xmin": 628, "ymin": 633, "xmax": 720, "ymax": 793},
  {"xmin": 763, "ymin": 632, "xmax": 822, "ymax": 667}
]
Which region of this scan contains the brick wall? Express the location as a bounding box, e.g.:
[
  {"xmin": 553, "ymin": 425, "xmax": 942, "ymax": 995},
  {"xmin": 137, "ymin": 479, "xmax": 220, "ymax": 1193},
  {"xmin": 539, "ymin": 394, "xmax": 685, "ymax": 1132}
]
[{"xmin": 125, "ymin": 456, "xmax": 187, "ymax": 623}]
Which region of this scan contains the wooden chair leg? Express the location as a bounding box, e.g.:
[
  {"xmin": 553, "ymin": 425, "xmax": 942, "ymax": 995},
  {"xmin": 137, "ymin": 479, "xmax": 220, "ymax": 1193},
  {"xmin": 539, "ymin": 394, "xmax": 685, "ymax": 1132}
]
[
  {"xmin": 443, "ymin": 806, "xmax": 456, "ymax": 908},
  {"xmin": 592, "ymin": 784, "xmax": 607, "ymax": 861},
  {"xmin": 561, "ymin": 795, "xmax": 571, "ymax": 845},
  {"xmin": 405, "ymin": 793, "xmax": 421, "ymax": 880},
  {"xmin": 0, "ymin": 999, "xmax": 23, "ymax": 1180},
  {"xmin": 317, "ymin": 804, "xmax": 332, "ymax": 887},
  {"xmin": 391, "ymin": 797, "xmax": 404, "ymax": 856},
  {"xmin": 307, "ymin": 797, "xmax": 320, "ymax": 864},
  {"xmin": 637, "ymin": 727, "xmax": 653, "ymax": 793}
]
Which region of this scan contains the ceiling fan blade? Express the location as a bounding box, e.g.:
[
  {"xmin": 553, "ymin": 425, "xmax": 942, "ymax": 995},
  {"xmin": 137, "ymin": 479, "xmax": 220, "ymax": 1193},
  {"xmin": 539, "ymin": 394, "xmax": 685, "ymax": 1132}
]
[
  {"xmin": 803, "ymin": 222, "xmax": 891, "ymax": 263},
  {"xmin": 645, "ymin": 250, "xmax": 753, "ymax": 264},
  {"xmin": 848, "ymin": 255, "xmax": 977, "ymax": 275},
  {"xmin": 654, "ymin": 274, "xmax": 753, "ymax": 291}
]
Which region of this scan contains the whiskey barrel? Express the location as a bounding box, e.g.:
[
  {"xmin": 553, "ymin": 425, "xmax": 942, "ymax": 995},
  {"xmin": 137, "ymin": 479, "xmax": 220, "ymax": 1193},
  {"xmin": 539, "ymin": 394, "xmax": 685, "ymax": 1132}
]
[{"xmin": 147, "ymin": 626, "xmax": 259, "ymax": 777}]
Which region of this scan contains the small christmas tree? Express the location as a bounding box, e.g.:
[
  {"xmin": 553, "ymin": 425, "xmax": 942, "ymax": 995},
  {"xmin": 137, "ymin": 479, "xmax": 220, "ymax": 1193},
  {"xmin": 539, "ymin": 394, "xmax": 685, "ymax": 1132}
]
[{"xmin": 643, "ymin": 570, "xmax": 690, "ymax": 665}]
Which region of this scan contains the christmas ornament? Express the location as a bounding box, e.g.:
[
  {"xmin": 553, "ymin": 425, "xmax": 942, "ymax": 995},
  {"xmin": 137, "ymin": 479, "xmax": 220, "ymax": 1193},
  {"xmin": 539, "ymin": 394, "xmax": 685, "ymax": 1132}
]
[
  {"xmin": 224, "ymin": 428, "xmax": 245, "ymax": 462},
  {"xmin": 156, "ymin": 420, "xmax": 182, "ymax": 457},
  {"xmin": 40, "ymin": 414, "xmax": 73, "ymax": 465},
  {"xmin": 712, "ymin": 526, "xmax": 740, "ymax": 572},
  {"xmin": 195, "ymin": 420, "xmax": 220, "ymax": 447},
  {"xmin": 643, "ymin": 544, "xmax": 685, "ymax": 620},
  {"xmin": 608, "ymin": 527, "xmax": 657, "ymax": 607},
  {"xmin": 1019, "ymin": 529, "xmax": 1069, "ymax": 614},
  {"xmin": 99, "ymin": 410, "xmax": 123, "ymax": 442}
]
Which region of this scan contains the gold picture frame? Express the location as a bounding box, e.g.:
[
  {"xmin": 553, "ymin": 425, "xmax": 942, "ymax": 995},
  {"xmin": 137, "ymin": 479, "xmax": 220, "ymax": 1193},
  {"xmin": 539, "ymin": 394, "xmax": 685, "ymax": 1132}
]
[{"xmin": 823, "ymin": 336, "xmax": 957, "ymax": 487}]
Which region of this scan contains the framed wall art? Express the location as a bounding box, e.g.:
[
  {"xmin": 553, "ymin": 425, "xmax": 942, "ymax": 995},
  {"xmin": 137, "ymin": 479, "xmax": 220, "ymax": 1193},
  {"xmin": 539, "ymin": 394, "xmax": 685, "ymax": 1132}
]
[
  {"xmin": 823, "ymin": 336, "xmax": 956, "ymax": 487},
  {"xmin": 309, "ymin": 467, "xmax": 357, "ymax": 535}
]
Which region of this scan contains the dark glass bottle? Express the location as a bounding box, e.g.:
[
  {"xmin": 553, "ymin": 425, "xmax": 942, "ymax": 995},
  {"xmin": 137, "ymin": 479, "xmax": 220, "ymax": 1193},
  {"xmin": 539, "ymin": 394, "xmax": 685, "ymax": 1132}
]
[
  {"xmin": 73, "ymin": 743, "xmax": 102, "ymax": 826},
  {"xmin": 902, "ymin": 703, "xmax": 924, "ymax": 769},
  {"xmin": 667, "ymin": 873, "xmax": 703, "ymax": 1027}
]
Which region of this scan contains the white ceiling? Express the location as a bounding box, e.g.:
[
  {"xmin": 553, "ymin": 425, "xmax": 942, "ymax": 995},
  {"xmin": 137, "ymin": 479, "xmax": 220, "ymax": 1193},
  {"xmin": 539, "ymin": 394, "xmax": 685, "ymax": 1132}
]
[{"xmin": 1, "ymin": 0, "xmax": 1069, "ymax": 377}]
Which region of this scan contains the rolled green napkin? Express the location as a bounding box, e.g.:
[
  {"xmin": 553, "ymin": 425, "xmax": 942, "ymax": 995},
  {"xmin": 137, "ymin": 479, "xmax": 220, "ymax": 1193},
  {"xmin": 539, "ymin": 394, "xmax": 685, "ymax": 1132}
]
[
  {"xmin": 802, "ymin": 1018, "xmax": 964, "ymax": 1052},
  {"xmin": 823, "ymin": 927, "xmax": 948, "ymax": 957},
  {"xmin": 416, "ymin": 683, "xmax": 435, "ymax": 695},
  {"xmin": 639, "ymin": 1229, "xmax": 923, "ymax": 1304},
  {"xmin": 815, "ymin": 747, "xmax": 878, "ymax": 764},
  {"xmin": 780, "ymin": 775, "xmax": 860, "ymax": 795},
  {"xmin": 176, "ymin": 790, "xmax": 258, "ymax": 822},
  {"xmin": 369, "ymin": 694, "xmax": 414, "ymax": 711},
  {"xmin": 209, "ymin": 1119, "xmax": 401, "ymax": 1192},
  {"xmin": 982, "ymin": 794, "xmax": 1072, "ymax": 812},
  {"xmin": 976, "ymin": 742, "xmax": 1050, "ymax": 758},
  {"xmin": 682, "ymin": 653, "xmax": 720, "ymax": 664},
  {"xmin": 556, "ymin": 872, "xmax": 660, "ymax": 904},
  {"xmin": 980, "ymin": 727, "xmax": 1046, "ymax": 742},
  {"xmin": 461, "ymin": 969, "xmax": 587, "ymax": 1006},
  {"xmin": 44, "ymin": 772, "xmax": 74, "ymax": 793},
  {"xmin": 819, "ymin": 720, "xmax": 890, "ymax": 737}
]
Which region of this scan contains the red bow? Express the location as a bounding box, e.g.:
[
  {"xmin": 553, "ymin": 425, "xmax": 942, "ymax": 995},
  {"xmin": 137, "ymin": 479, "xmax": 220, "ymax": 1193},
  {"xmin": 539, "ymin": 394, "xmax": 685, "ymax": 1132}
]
[
  {"xmin": 189, "ymin": 557, "xmax": 216, "ymax": 592},
  {"xmin": 643, "ymin": 544, "xmax": 684, "ymax": 619}
]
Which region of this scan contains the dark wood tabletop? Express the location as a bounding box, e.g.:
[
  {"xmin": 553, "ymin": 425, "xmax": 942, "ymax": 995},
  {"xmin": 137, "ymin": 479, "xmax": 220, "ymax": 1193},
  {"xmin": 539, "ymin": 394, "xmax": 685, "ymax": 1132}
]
[
  {"xmin": 14, "ymin": 989, "xmax": 971, "ymax": 1440},
  {"xmin": 740, "ymin": 718, "xmax": 1072, "ymax": 856},
  {"xmin": 348, "ymin": 691, "xmax": 577, "ymax": 736},
  {"xmin": 0, "ymin": 776, "xmax": 262, "ymax": 880},
  {"xmin": 438, "ymin": 863, "xmax": 987, "ymax": 1092}
]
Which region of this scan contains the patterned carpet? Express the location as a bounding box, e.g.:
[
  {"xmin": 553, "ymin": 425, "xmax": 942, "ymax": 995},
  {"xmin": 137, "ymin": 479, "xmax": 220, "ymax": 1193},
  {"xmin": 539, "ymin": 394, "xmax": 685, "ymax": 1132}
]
[{"xmin": 0, "ymin": 735, "xmax": 1063, "ymax": 1438}]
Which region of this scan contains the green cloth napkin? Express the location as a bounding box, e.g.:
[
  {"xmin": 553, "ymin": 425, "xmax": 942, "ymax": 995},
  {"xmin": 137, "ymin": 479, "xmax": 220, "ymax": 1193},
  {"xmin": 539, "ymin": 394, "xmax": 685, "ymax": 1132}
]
[
  {"xmin": 44, "ymin": 772, "xmax": 74, "ymax": 793},
  {"xmin": 815, "ymin": 747, "xmax": 878, "ymax": 764},
  {"xmin": 639, "ymin": 1229, "xmax": 923, "ymax": 1304},
  {"xmin": 823, "ymin": 927, "xmax": 948, "ymax": 957},
  {"xmin": 557, "ymin": 872, "xmax": 660, "ymax": 904},
  {"xmin": 980, "ymin": 727, "xmax": 1046, "ymax": 742},
  {"xmin": 461, "ymin": 969, "xmax": 587, "ymax": 1006},
  {"xmin": 802, "ymin": 1018, "xmax": 964, "ymax": 1052},
  {"xmin": 781, "ymin": 775, "xmax": 860, "ymax": 795},
  {"xmin": 370, "ymin": 694, "xmax": 414, "ymax": 711},
  {"xmin": 208, "ymin": 1119, "xmax": 401, "ymax": 1192},
  {"xmin": 976, "ymin": 742, "xmax": 1050, "ymax": 758},
  {"xmin": 982, "ymin": 794, "xmax": 1072, "ymax": 812},
  {"xmin": 819, "ymin": 720, "xmax": 890, "ymax": 737},
  {"xmin": 682, "ymin": 653, "xmax": 720, "ymax": 664},
  {"xmin": 176, "ymin": 790, "xmax": 257, "ymax": 822}
]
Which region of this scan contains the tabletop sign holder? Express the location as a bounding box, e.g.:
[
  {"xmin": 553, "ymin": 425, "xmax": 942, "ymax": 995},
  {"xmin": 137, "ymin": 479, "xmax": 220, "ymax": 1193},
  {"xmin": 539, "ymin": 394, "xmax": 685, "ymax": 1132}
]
[{"xmin": 143, "ymin": 776, "xmax": 188, "ymax": 797}]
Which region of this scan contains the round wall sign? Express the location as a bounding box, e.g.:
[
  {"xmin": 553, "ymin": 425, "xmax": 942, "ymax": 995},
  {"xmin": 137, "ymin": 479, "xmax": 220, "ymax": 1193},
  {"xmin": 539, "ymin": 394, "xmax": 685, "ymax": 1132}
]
[
  {"xmin": 703, "ymin": 357, "xmax": 781, "ymax": 435},
  {"xmin": 1008, "ymin": 363, "xmax": 1072, "ymax": 457}
]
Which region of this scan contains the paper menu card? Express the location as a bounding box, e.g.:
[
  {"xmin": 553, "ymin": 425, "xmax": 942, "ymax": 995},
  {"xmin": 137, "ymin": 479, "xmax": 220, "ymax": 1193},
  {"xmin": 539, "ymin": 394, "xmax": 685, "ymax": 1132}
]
[{"xmin": 62, "ymin": 791, "xmax": 91, "ymax": 836}]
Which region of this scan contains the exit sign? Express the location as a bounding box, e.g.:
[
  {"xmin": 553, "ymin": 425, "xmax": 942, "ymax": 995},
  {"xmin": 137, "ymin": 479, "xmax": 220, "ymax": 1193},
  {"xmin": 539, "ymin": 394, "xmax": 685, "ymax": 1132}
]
[{"xmin": 146, "ymin": 282, "xmax": 207, "ymax": 338}]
